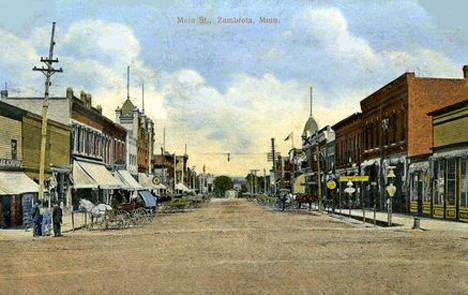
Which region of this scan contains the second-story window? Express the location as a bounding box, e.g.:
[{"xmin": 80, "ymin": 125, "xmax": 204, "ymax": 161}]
[{"xmin": 11, "ymin": 139, "xmax": 17, "ymax": 160}]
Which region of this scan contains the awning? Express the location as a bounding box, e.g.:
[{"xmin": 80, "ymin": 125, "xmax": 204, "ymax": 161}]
[
  {"xmin": 0, "ymin": 171, "xmax": 39, "ymax": 195},
  {"xmin": 139, "ymin": 190, "xmax": 156, "ymax": 207},
  {"xmin": 116, "ymin": 170, "xmax": 143, "ymax": 190},
  {"xmin": 155, "ymin": 183, "xmax": 167, "ymax": 190},
  {"xmin": 408, "ymin": 161, "xmax": 430, "ymax": 173},
  {"xmin": 175, "ymin": 182, "xmax": 191, "ymax": 192},
  {"xmin": 138, "ymin": 173, "xmax": 155, "ymax": 190},
  {"xmin": 432, "ymin": 146, "xmax": 468, "ymax": 160},
  {"xmin": 73, "ymin": 160, "xmax": 122, "ymax": 189}
]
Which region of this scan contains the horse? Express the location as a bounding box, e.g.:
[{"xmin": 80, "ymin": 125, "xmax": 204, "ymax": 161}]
[
  {"xmin": 79, "ymin": 199, "xmax": 113, "ymax": 228},
  {"xmin": 295, "ymin": 193, "xmax": 318, "ymax": 210}
]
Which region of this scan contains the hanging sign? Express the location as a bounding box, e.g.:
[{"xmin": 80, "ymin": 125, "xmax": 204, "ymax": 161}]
[{"xmin": 339, "ymin": 175, "xmax": 369, "ymax": 182}]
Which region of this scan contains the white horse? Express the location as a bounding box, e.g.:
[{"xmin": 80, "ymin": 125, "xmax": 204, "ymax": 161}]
[{"xmin": 79, "ymin": 199, "xmax": 113, "ymax": 227}]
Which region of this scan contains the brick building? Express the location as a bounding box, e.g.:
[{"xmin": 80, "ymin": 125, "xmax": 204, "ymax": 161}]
[
  {"xmin": 332, "ymin": 113, "xmax": 362, "ymax": 175},
  {"xmin": 360, "ymin": 65, "xmax": 468, "ymax": 213}
]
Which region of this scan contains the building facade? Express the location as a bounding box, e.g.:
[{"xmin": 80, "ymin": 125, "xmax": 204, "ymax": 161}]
[
  {"xmin": 425, "ymin": 100, "xmax": 468, "ymax": 221},
  {"xmin": 0, "ymin": 101, "xmax": 70, "ymax": 228},
  {"xmin": 115, "ymin": 98, "xmax": 154, "ymax": 175}
]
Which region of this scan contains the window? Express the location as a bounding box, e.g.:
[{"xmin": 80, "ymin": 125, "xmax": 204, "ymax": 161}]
[
  {"xmin": 11, "ymin": 139, "xmax": 17, "ymax": 160},
  {"xmin": 461, "ymin": 158, "xmax": 468, "ymax": 207},
  {"xmin": 401, "ymin": 111, "xmax": 406, "ymax": 141},
  {"xmin": 447, "ymin": 159, "xmax": 456, "ymax": 206},
  {"xmin": 433, "ymin": 160, "xmax": 444, "ymax": 205},
  {"xmin": 392, "ymin": 113, "xmax": 397, "ymax": 143},
  {"xmin": 411, "ymin": 173, "xmax": 418, "ymax": 202}
]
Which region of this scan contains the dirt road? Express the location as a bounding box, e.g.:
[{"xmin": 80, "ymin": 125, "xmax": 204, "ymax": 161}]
[{"xmin": 1, "ymin": 199, "xmax": 467, "ymax": 294}]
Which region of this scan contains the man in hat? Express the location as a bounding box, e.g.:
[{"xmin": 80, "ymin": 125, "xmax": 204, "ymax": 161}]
[
  {"xmin": 31, "ymin": 202, "xmax": 42, "ymax": 237},
  {"xmin": 52, "ymin": 203, "xmax": 63, "ymax": 237}
]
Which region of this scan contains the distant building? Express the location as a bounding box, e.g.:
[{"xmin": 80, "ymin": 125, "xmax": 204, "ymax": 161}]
[{"xmin": 115, "ymin": 98, "xmax": 154, "ymax": 175}]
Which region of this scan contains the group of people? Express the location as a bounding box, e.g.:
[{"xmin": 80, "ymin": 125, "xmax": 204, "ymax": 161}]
[{"xmin": 31, "ymin": 202, "xmax": 63, "ymax": 237}]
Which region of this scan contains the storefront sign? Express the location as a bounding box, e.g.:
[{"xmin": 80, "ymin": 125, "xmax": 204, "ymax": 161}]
[
  {"xmin": 0, "ymin": 158, "xmax": 22, "ymax": 168},
  {"xmin": 339, "ymin": 175, "xmax": 369, "ymax": 182}
]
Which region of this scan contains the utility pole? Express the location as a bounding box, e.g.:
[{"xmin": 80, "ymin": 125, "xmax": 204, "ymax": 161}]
[
  {"xmin": 33, "ymin": 22, "xmax": 63, "ymax": 206},
  {"xmin": 271, "ymin": 138, "xmax": 276, "ymax": 195},
  {"xmin": 173, "ymin": 153, "xmax": 177, "ymax": 191},
  {"xmin": 183, "ymin": 144, "xmax": 187, "ymax": 185},
  {"xmin": 141, "ymin": 82, "xmax": 145, "ymax": 113},
  {"xmin": 251, "ymin": 169, "xmax": 259, "ymax": 195},
  {"xmin": 316, "ymin": 145, "xmax": 322, "ymax": 211}
]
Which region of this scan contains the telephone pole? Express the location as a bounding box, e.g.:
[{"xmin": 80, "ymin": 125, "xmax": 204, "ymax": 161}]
[
  {"xmin": 271, "ymin": 138, "xmax": 277, "ymax": 195},
  {"xmin": 249, "ymin": 169, "xmax": 259, "ymax": 195},
  {"xmin": 33, "ymin": 22, "xmax": 63, "ymax": 206}
]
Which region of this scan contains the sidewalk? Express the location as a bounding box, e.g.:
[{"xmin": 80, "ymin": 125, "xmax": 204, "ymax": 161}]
[
  {"xmin": 329, "ymin": 207, "xmax": 468, "ymax": 231},
  {"xmin": 0, "ymin": 211, "xmax": 88, "ymax": 240}
]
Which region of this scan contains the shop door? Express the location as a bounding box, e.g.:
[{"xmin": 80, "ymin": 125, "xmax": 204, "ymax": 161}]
[
  {"xmin": 1, "ymin": 196, "xmax": 11, "ymax": 228},
  {"xmin": 445, "ymin": 159, "xmax": 457, "ymax": 220},
  {"xmin": 459, "ymin": 158, "xmax": 468, "ymax": 222},
  {"xmin": 417, "ymin": 178, "xmax": 423, "ymax": 214}
]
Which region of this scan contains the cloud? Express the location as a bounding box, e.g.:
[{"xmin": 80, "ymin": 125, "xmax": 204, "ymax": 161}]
[{"xmin": 0, "ymin": 3, "xmax": 465, "ymax": 176}]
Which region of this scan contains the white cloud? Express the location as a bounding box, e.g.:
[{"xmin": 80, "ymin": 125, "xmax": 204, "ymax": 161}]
[{"xmin": 0, "ymin": 10, "xmax": 464, "ymax": 176}]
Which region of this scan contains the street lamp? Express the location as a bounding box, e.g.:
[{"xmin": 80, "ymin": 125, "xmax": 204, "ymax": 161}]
[
  {"xmin": 386, "ymin": 167, "xmax": 396, "ymax": 226},
  {"xmin": 379, "ymin": 118, "xmax": 390, "ymax": 210},
  {"xmin": 344, "ymin": 180, "xmax": 356, "ymax": 219}
]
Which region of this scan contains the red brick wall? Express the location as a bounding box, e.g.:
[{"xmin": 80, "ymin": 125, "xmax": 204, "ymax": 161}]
[
  {"xmin": 72, "ymin": 109, "xmax": 103, "ymax": 131},
  {"xmin": 360, "ymin": 74, "xmax": 409, "ymax": 161},
  {"xmin": 333, "ymin": 114, "xmax": 362, "ymax": 169},
  {"xmin": 408, "ymin": 75, "xmax": 468, "ymax": 156}
]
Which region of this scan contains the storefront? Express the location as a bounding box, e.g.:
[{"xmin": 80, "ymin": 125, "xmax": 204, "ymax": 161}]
[
  {"xmin": 71, "ymin": 160, "xmax": 124, "ymax": 209},
  {"xmin": 431, "ymin": 150, "xmax": 468, "ymax": 221},
  {"xmin": 409, "ymin": 160, "xmax": 431, "ymax": 216},
  {"xmin": 0, "ymin": 171, "xmax": 38, "ymax": 228}
]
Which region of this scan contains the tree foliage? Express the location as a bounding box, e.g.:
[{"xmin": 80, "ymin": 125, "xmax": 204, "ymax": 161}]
[{"xmin": 213, "ymin": 176, "xmax": 233, "ymax": 197}]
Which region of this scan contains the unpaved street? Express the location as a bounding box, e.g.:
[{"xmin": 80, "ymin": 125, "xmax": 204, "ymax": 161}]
[{"xmin": 1, "ymin": 199, "xmax": 467, "ymax": 294}]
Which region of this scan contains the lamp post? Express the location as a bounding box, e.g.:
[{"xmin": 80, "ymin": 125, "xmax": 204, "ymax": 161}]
[
  {"xmin": 379, "ymin": 118, "xmax": 389, "ymax": 210},
  {"xmin": 386, "ymin": 167, "xmax": 397, "ymax": 226},
  {"xmin": 344, "ymin": 181, "xmax": 356, "ymax": 219}
]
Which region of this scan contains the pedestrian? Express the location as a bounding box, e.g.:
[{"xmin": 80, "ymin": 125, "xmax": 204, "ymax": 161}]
[
  {"xmin": 52, "ymin": 203, "xmax": 63, "ymax": 237},
  {"xmin": 31, "ymin": 202, "xmax": 42, "ymax": 237},
  {"xmin": 41, "ymin": 208, "xmax": 52, "ymax": 236}
]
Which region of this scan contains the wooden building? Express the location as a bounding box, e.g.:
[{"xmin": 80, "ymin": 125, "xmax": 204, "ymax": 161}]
[{"xmin": 0, "ymin": 101, "xmax": 70, "ymax": 228}]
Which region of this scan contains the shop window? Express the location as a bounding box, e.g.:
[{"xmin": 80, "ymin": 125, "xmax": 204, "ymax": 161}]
[
  {"xmin": 11, "ymin": 139, "xmax": 17, "ymax": 160},
  {"xmin": 461, "ymin": 158, "xmax": 468, "ymax": 207},
  {"xmin": 447, "ymin": 159, "xmax": 456, "ymax": 206},
  {"xmin": 411, "ymin": 173, "xmax": 418, "ymax": 202},
  {"xmin": 433, "ymin": 160, "xmax": 444, "ymax": 205},
  {"xmin": 401, "ymin": 112, "xmax": 406, "ymax": 142},
  {"xmin": 423, "ymin": 172, "xmax": 431, "ymax": 202}
]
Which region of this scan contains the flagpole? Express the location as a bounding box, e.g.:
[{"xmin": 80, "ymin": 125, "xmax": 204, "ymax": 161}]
[{"xmin": 291, "ymin": 132, "xmax": 294, "ymax": 149}]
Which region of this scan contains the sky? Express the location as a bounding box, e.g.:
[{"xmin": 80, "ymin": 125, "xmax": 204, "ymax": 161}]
[{"xmin": 0, "ymin": 0, "xmax": 467, "ymax": 176}]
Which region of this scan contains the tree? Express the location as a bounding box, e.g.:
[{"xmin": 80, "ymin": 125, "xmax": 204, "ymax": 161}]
[{"xmin": 213, "ymin": 176, "xmax": 233, "ymax": 197}]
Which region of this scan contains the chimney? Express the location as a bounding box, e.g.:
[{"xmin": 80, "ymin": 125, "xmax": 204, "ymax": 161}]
[
  {"xmin": 463, "ymin": 65, "xmax": 468, "ymax": 79},
  {"xmin": 1, "ymin": 82, "xmax": 8, "ymax": 98},
  {"xmin": 66, "ymin": 87, "xmax": 74, "ymax": 99},
  {"xmin": 96, "ymin": 105, "xmax": 102, "ymax": 114}
]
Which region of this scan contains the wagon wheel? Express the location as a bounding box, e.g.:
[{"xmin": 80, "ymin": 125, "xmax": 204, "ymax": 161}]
[
  {"xmin": 114, "ymin": 209, "xmax": 129, "ymax": 228},
  {"xmin": 133, "ymin": 208, "xmax": 151, "ymax": 225}
]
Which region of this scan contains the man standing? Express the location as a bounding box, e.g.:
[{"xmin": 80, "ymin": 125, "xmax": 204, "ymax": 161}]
[
  {"xmin": 31, "ymin": 202, "xmax": 42, "ymax": 237},
  {"xmin": 52, "ymin": 203, "xmax": 63, "ymax": 237}
]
